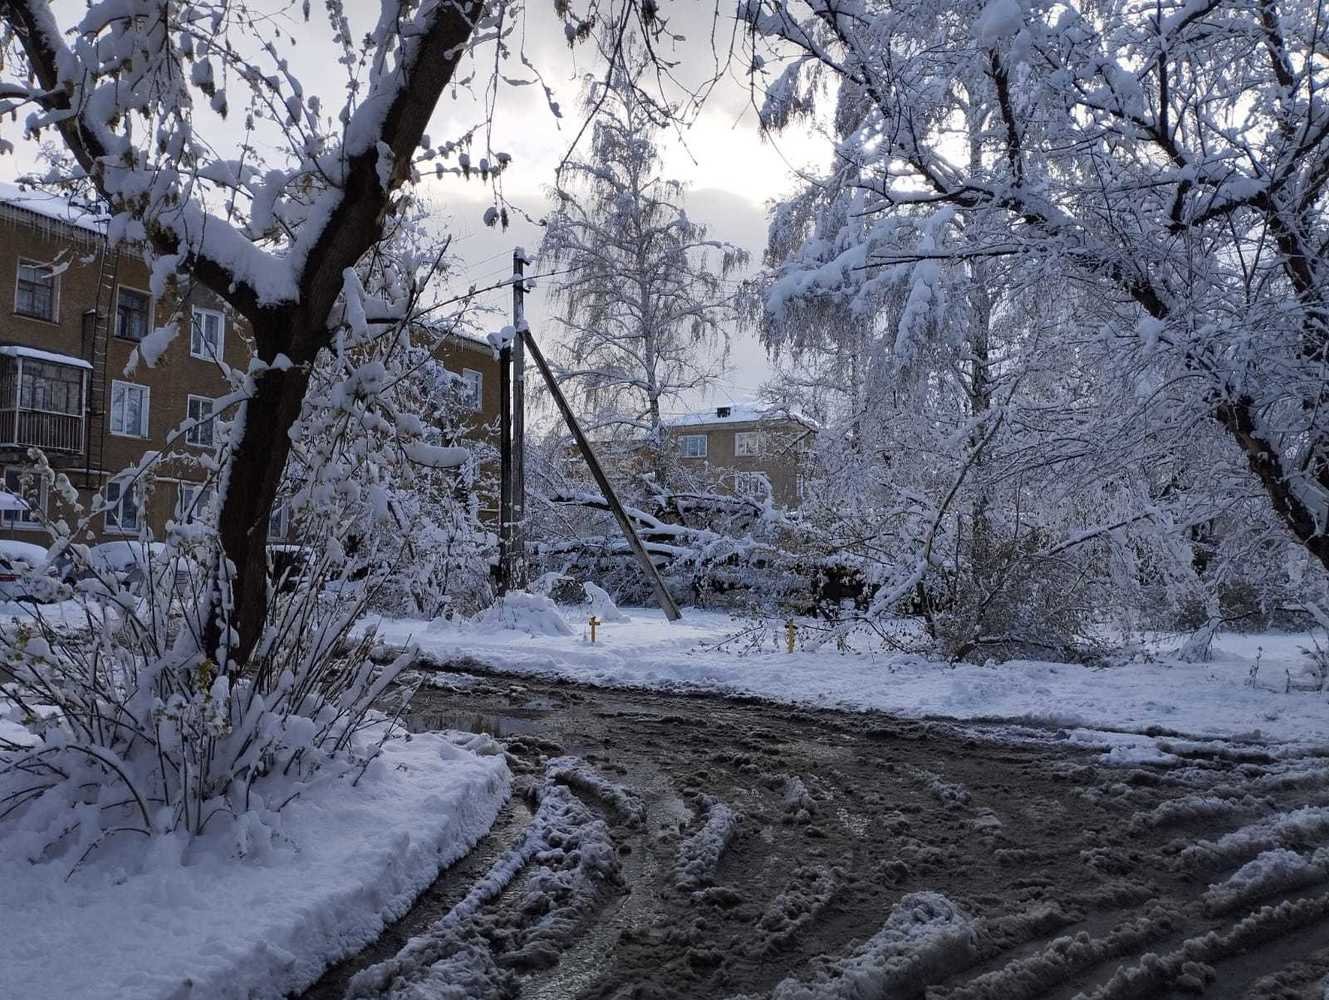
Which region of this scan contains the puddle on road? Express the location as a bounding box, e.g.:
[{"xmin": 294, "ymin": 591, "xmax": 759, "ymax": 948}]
[{"xmin": 408, "ymin": 709, "xmax": 545, "ymax": 738}]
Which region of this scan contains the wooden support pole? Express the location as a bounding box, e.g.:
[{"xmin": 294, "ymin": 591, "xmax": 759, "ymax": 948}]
[
  {"xmin": 498, "ymin": 335, "xmax": 513, "ymax": 594},
  {"xmin": 511, "ymin": 249, "xmax": 528, "ymax": 590},
  {"xmin": 519, "ymin": 325, "xmax": 682, "ymax": 622}
]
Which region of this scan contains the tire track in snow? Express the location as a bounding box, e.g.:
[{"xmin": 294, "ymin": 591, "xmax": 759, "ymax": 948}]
[{"xmin": 303, "ymin": 674, "xmax": 1329, "ymax": 1000}]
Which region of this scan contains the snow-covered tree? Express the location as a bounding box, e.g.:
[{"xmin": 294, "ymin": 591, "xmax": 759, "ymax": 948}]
[
  {"xmin": 0, "ymin": 0, "xmax": 653, "ymax": 668},
  {"xmin": 743, "ymin": 0, "xmax": 1329, "ymax": 583},
  {"xmin": 539, "ymin": 46, "xmax": 748, "ymax": 488},
  {"xmin": 0, "ymin": 0, "xmax": 682, "ymax": 864}
]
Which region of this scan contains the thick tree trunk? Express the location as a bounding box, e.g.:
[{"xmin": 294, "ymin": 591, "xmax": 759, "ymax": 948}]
[
  {"xmin": 206, "ymin": 352, "xmax": 312, "ymax": 671},
  {"xmin": 1214, "ymin": 396, "xmax": 1329, "ymax": 572}
]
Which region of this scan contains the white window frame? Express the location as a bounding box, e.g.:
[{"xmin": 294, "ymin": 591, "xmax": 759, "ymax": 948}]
[
  {"xmin": 734, "ymin": 431, "xmax": 762, "ymax": 457},
  {"xmin": 680, "ymin": 434, "xmax": 708, "ymax": 459},
  {"xmin": 461, "ymin": 369, "xmax": 483, "ymax": 411},
  {"xmin": 109, "ymin": 380, "xmax": 150, "ymax": 438},
  {"xmin": 14, "ymin": 259, "xmax": 58, "ymax": 322},
  {"xmin": 733, "ymin": 471, "xmax": 769, "ymax": 500},
  {"xmin": 104, "ymin": 478, "xmax": 141, "ymax": 535},
  {"xmin": 184, "ymin": 395, "xmax": 215, "ymax": 448},
  {"xmin": 16, "ymin": 358, "xmax": 85, "ymax": 418},
  {"xmin": 190, "ymin": 306, "xmax": 225, "ymax": 361},
  {"xmin": 176, "ymin": 482, "xmax": 215, "ymax": 524},
  {"xmin": 114, "ymin": 284, "xmax": 153, "ymax": 342},
  {"xmin": 268, "ymin": 502, "xmax": 289, "ymax": 542},
  {"xmin": 1, "ymin": 467, "xmax": 45, "ymax": 530}
]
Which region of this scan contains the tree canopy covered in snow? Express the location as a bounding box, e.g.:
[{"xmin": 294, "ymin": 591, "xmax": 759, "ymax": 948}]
[
  {"xmin": 741, "ymin": 0, "xmax": 1329, "ymax": 655},
  {"xmin": 539, "ymin": 42, "xmax": 748, "ymax": 487}
]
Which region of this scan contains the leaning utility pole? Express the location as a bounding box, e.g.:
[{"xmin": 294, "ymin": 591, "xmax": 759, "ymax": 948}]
[
  {"xmin": 493, "ymin": 246, "xmax": 678, "ymax": 621},
  {"xmin": 519, "ymin": 324, "xmax": 682, "ymax": 622}
]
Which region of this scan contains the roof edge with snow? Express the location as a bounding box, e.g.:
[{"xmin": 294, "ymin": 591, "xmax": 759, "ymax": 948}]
[{"xmin": 0, "ymin": 345, "xmax": 93, "ymax": 370}]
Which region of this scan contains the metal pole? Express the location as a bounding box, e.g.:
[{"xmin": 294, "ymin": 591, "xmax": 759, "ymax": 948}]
[
  {"xmin": 519, "ymin": 325, "xmax": 682, "ymax": 622},
  {"xmin": 511, "ymin": 249, "xmax": 528, "ymax": 590},
  {"xmin": 498, "ymin": 338, "xmax": 512, "ymax": 594}
]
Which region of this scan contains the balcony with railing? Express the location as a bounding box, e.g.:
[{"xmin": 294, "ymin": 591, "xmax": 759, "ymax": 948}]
[{"xmin": 0, "ymin": 348, "xmax": 88, "ymax": 454}]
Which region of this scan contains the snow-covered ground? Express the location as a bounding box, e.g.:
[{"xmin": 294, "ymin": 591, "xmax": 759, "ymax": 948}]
[
  {"xmin": 1, "ymin": 732, "xmax": 510, "ymax": 1000},
  {"xmin": 364, "ymin": 605, "xmax": 1329, "ymax": 748}
]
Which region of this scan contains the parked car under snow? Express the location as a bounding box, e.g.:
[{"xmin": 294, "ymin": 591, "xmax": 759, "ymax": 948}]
[
  {"xmin": 77, "ymin": 541, "xmax": 194, "ymax": 596},
  {"xmin": 0, "ymin": 539, "xmax": 50, "ymax": 602}
]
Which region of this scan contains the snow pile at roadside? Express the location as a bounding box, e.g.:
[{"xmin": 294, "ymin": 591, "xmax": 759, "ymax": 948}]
[
  {"xmin": 1203, "ymin": 847, "xmax": 1329, "ymax": 915},
  {"xmin": 0, "ymin": 733, "xmax": 511, "ymax": 1000},
  {"xmin": 471, "ymin": 591, "xmax": 573, "ymax": 636},
  {"xmin": 363, "ymin": 610, "xmax": 1329, "ymax": 747}
]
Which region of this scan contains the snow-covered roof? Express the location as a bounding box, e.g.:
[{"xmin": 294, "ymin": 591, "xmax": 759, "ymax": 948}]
[
  {"xmin": 663, "ymin": 403, "xmax": 818, "ymax": 430},
  {"xmin": 0, "ymin": 346, "xmax": 92, "ymax": 370},
  {"xmin": 447, "ymin": 327, "xmax": 491, "ymax": 350},
  {"xmin": 0, "ymin": 180, "xmax": 106, "ymax": 235}
]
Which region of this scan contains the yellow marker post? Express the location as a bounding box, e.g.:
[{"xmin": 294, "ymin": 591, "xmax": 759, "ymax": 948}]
[
  {"xmin": 589, "ymin": 616, "xmax": 601, "ymax": 643},
  {"xmin": 785, "ymin": 620, "xmax": 797, "ymax": 653}
]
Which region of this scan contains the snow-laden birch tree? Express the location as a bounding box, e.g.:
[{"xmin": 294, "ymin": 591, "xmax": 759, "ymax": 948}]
[{"xmin": 539, "ymin": 46, "xmax": 748, "ymax": 488}]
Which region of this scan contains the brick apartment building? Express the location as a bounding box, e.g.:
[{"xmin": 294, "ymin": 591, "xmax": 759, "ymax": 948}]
[
  {"xmin": 666, "ymin": 404, "xmax": 816, "ymax": 507},
  {"xmin": 0, "ymin": 182, "xmax": 499, "ymax": 547}
]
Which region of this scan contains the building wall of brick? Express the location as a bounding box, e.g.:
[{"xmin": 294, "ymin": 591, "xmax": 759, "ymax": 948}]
[
  {"xmin": 670, "ymin": 419, "xmax": 812, "ymax": 507},
  {"xmin": 0, "ymin": 201, "xmax": 502, "ymax": 547}
]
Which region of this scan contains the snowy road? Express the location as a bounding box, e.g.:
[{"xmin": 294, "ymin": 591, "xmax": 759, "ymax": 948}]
[{"xmin": 304, "ymin": 670, "xmax": 1329, "ymax": 999}]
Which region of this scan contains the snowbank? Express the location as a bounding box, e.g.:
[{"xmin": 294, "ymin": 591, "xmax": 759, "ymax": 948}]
[
  {"xmin": 363, "ymin": 610, "xmax": 1329, "ymax": 747},
  {"xmin": 584, "ymin": 581, "xmax": 629, "ymax": 623},
  {"xmin": 472, "ymin": 591, "xmax": 573, "ymax": 636},
  {"xmin": 0, "ymin": 732, "xmax": 510, "ymax": 1000}
]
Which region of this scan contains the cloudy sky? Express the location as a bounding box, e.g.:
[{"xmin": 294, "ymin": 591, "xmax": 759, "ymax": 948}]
[
  {"xmin": 10, "ymin": 1, "xmax": 830, "ymax": 416},
  {"xmin": 405, "ymin": 4, "xmax": 829, "ymax": 415}
]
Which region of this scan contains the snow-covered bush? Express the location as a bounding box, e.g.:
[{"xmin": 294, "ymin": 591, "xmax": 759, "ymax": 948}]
[
  {"xmin": 0, "ymin": 204, "xmax": 494, "ymax": 868},
  {"xmin": 284, "ymin": 209, "xmax": 497, "ymax": 621},
  {"xmin": 474, "ymin": 592, "xmax": 573, "ymax": 636},
  {"xmin": 929, "ymin": 529, "xmax": 1107, "ymax": 664},
  {"xmin": 0, "ymin": 465, "xmax": 417, "ymax": 870}
]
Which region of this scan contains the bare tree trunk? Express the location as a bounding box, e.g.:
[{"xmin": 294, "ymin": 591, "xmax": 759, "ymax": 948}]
[
  {"xmin": 206, "ymin": 359, "xmax": 312, "ymax": 670},
  {"xmin": 647, "ymin": 390, "xmax": 669, "ymax": 487}
]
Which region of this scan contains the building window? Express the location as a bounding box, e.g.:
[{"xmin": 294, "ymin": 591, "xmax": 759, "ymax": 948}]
[
  {"xmin": 1, "ymin": 468, "xmax": 44, "ymax": 528},
  {"xmin": 680, "ymin": 434, "xmax": 707, "ymax": 459},
  {"xmin": 268, "ymin": 502, "xmax": 289, "ymax": 541},
  {"xmin": 733, "ymin": 471, "xmax": 769, "ymax": 500},
  {"xmin": 176, "ymin": 482, "xmax": 215, "ymax": 524},
  {"xmin": 460, "ymin": 369, "xmax": 483, "ymax": 411},
  {"xmin": 735, "ymin": 431, "xmax": 762, "ymax": 457},
  {"xmin": 19, "ymin": 361, "xmax": 82, "ymax": 415},
  {"xmin": 15, "ymin": 261, "xmax": 56, "ymax": 321},
  {"xmin": 190, "ymin": 307, "xmax": 224, "ymax": 360},
  {"xmin": 109, "ymin": 380, "xmax": 150, "ymax": 438},
  {"xmin": 104, "ymin": 479, "xmax": 141, "ymax": 534},
  {"xmin": 185, "ymin": 395, "xmax": 214, "ymax": 447},
  {"xmin": 115, "ymin": 287, "xmax": 151, "ymax": 342}
]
